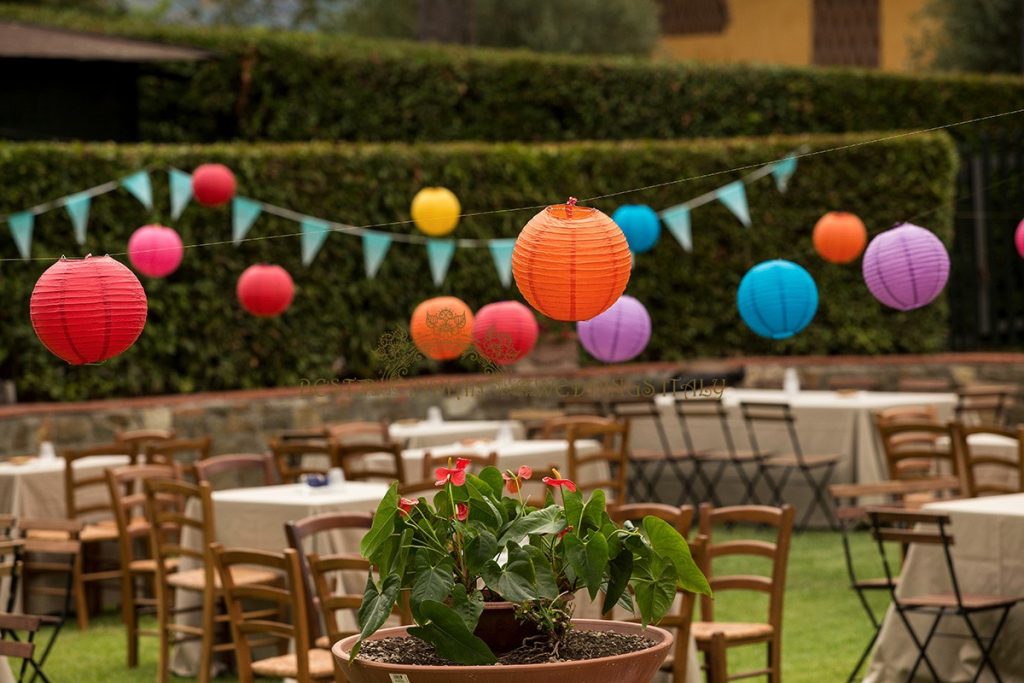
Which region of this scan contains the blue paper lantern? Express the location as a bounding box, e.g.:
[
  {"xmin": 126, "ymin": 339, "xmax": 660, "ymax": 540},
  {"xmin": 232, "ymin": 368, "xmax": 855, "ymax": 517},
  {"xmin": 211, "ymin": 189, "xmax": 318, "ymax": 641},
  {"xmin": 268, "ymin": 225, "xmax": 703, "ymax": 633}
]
[
  {"xmin": 737, "ymin": 260, "xmax": 818, "ymax": 339},
  {"xmin": 612, "ymin": 205, "xmax": 660, "ymax": 254}
]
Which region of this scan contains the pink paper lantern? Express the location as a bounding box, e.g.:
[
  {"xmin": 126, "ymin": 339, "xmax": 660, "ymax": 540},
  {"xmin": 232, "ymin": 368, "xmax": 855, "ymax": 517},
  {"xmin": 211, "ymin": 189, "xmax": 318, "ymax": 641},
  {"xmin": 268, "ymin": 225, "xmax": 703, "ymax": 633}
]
[
  {"xmin": 237, "ymin": 265, "xmax": 294, "ymax": 317},
  {"xmin": 192, "ymin": 164, "xmax": 236, "ymax": 207},
  {"xmin": 472, "ymin": 301, "xmax": 538, "ymax": 365},
  {"xmin": 1015, "ymin": 219, "xmax": 1024, "ymax": 259},
  {"xmin": 127, "ymin": 224, "xmax": 183, "ymax": 278}
]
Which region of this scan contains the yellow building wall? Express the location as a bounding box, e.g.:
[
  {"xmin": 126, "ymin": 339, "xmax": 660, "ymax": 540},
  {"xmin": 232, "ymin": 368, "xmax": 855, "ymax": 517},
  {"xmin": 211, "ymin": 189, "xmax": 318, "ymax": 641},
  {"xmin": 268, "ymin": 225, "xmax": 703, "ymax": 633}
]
[{"xmin": 657, "ymin": 0, "xmax": 933, "ymax": 72}]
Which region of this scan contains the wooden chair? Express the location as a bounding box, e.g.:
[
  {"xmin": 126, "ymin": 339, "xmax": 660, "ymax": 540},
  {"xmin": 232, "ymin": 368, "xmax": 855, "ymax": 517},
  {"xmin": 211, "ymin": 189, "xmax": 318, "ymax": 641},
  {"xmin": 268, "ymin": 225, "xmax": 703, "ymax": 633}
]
[
  {"xmin": 608, "ymin": 503, "xmax": 695, "ymax": 536},
  {"xmin": 955, "ymin": 385, "xmax": 1016, "ymax": 426},
  {"xmin": 145, "ymin": 437, "xmax": 213, "ymax": 478},
  {"xmin": 284, "ymin": 511, "xmax": 374, "ymax": 646},
  {"xmin": 194, "ymin": 453, "xmax": 277, "ymax": 490},
  {"xmin": 115, "ymin": 429, "xmax": 176, "ymax": 455},
  {"xmin": 212, "ymin": 545, "xmax": 334, "ymax": 682},
  {"xmin": 828, "ymin": 478, "xmax": 960, "ymax": 682},
  {"xmin": 0, "ymin": 613, "xmax": 54, "ymax": 683},
  {"xmin": 563, "ymin": 418, "xmax": 630, "ymax": 505},
  {"xmin": 539, "ymin": 414, "xmax": 608, "ymax": 439},
  {"xmin": 874, "ymin": 419, "xmax": 960, "ymax": 483},
  {"xmin": 144, "ymin": 479, "xmax": 278, "ymax": 683},
  {"xmin": 951, "ymin": 422, "xmax": 1024, "ymax": 497},
  {"xmin": 739, "ymin": 402, "xmax": 840, "ymax": 529},
  {"xmin": 326, "ymin": 421, "xmax": 389, "ymax": 445},
  {"xmin": 276, "ymin": 428, "xmax": 330, "ymax": 443},
  {"xmin": 874, "ymin": 406, "xmax": 943, "ymax": 477},
  {"xmin": 269, "ymin": 437, "xmax": 335, "ymax": 484},
  {"xmin": 868, "ymin": 508, "xmax": 1024, "ymax": 682},
  {"xmin": 105, "ymin": 463, "xmax": 180, "ymax": 668},
  {"xmin": 334, "ymin": 442, "xmax": 406, "ymax": 485},
  {"xmin": 61, "ymin": 442, "xmax": 137, "ymax": 629},
  {"xmin": 692, "ymin": 504, "xmax": 795, "ymax": 683},
  {"xmin": 508, "ymin": 408, "xmax": 565, "ymax": 439}
]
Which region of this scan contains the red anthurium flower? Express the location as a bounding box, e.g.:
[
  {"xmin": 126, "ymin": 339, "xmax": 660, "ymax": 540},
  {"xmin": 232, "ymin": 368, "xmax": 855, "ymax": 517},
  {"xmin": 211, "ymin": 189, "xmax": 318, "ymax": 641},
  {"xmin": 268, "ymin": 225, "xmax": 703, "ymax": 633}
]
[
  {"xmin": 398, "ymin": 497, "xmax": 418, "ymax": 516},
  {"xmin": 435, "ymin": 457, "xmax": 472, "ymax": 487},
  {"xmin": 542, "ymin": 468, "xmax": 577, "ymax": 493},
  {"xmin": 455, "ymin": 502, "xmax": 469, "ymax": 521},
  {"xmin": 502, "ymin": 465, "xmax": 533, "ymax": 494},
  {"xmin": 558, "ymin": 524, "xmax": 574, "ymax": 540}
]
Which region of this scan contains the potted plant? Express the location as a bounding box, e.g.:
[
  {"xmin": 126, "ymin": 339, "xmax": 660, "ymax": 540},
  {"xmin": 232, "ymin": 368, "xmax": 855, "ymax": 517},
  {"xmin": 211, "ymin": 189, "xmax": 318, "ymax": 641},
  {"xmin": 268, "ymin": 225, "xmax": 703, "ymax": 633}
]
[{"xmin": 333, "ymin": 459, "xmax": 711, "ymax": 682}]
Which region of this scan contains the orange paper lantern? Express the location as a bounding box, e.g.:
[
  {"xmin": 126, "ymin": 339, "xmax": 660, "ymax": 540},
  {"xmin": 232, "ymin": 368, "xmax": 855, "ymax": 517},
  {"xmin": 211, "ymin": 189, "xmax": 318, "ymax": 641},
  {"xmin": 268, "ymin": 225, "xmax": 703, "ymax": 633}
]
[
  {"xmin": 410, "ymin": 296, "xmax": 474, "ymax": 361},
  {"xmin": 813, "ymin": 212, "xmax": 867, "ymax": 264},
  {"xmin": 512, "ymin": 204, "xmax": 631, "ymax": 321}
]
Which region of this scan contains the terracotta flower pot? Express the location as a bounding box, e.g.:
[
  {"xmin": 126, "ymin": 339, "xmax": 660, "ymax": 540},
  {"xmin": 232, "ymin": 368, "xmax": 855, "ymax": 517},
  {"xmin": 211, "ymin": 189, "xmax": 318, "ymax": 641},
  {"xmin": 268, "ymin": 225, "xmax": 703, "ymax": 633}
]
[
  {"xmin": 332, "ymin": 619, "xmax": 673, "ymax": 683},
  {"xmin": 473, "ymin": 601, "xmax": 544, "ymax": 654}
]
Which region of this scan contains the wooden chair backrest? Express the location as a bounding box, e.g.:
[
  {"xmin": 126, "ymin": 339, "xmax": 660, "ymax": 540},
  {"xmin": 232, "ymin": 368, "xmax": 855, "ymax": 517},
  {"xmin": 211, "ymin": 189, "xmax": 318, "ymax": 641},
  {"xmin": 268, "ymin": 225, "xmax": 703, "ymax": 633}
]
[
  {"xmin": 144, "ymin": 478, "xmax": 215, "ymax": 587},
  {"xmin": 697, "ymin": 504, "xmax": 795, "ymax": 636},
  {"xmin": 873, "ymin": 419, "xmax": 958, "ymax": 481},
  {"xmin": 539, "ymin": 414, "xmax": 609, "ymax": 439},
  {"xmin": 105, "ymin": 463, "xmax": 179, "ymax": 568},
  {"xmin": 951, "ymin": 422, "xmax": 1024, "ymax": 497},
  {"xmin": 268, "ymin": 437, "xmax": 335, "ymax": 484},
  {"xmin": 284, "ymin": 511, "xmax": 373, "ymax": 640},
  {"xmin": 326, "ymin": 421, "xmax": 389, "ymax": 445},
  {"xmin": 212, "ymin": 545, "xmax": 309, "ymax": 682},
  {"xmin": 145, "ymin": 437, "xmax": 213, "ymax": 474},
  {"xmin": 564, "ymin": 419, "xmax": 630, "ymax": 505},
  {"xmin": 955, "ymin": 385, "xmax": 1015, "ymax": 425},
  {"xmin": 61, "ymin": 442, "xmax": 137, "ymax": 521},
  {"xmin": 334, "ymin": 442, "xmax": 406, "ymax": 484},
  {"xmin": 115, "ymin": 429, "xmax": 176, "ymax": 454},
  {"xmin": 194, "ymin": 453, "xmax": 277, "ymax": 489},
  {"xmin": 310, "ymin": 552, "xmax": 372, "ymax": 645},
  {"xmin": 608, "ymin": 503, "xmax": 694, "ymax": 537}
]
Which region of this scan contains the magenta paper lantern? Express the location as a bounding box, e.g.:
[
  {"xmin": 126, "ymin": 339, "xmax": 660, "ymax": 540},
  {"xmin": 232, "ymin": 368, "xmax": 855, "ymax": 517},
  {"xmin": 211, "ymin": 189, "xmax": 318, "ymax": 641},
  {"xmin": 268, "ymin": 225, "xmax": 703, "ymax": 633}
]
[
  {"xmin": 1015, "ymin": 219, "xmax": 1024, "ymax": 259},
  {"xmin": 577, "ymin": 295, "xmax": 651, "ymax": 363},
  {"xmin": 862, "ymin": 223, "xmax": 949, "ymax": 311},
  {"xmin": 472, "ymin": 301, "xmax": 539, "ymax": 365},
  {"xmin": 127, "ymin": 224, "xmax": 183, "ymax": 278}
]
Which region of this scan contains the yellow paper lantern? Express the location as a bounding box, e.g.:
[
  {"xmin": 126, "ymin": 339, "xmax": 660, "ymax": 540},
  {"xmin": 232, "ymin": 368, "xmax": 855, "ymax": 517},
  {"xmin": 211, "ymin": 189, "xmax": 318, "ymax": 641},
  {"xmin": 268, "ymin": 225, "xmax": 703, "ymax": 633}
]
[
  {"xmin": 512, "ymin": 203, "xmax": 631, "ymax": 321},
  {"xmin": 411, "ymin": 187, "xmax": 461, "ymax": 237}
]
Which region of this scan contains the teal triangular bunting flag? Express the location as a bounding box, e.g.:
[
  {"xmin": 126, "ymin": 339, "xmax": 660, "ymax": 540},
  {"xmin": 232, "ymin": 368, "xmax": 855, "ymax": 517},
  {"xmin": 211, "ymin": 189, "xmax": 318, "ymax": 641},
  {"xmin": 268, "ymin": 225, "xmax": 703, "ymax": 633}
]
[
  {"xmin": 772, "ymin": 156, "xmax": 797, "ymax": 193},
  {"xmin": 64, "ymin": 193, "xmax": 91, "ymax": 245},
  {"xmin": 660, "ymin": 205, "xmax": 692, "ymax": 252},
  {"xmin": 232, "ymin": 197, "xmax": 262, "ymax": 244},
  {"xmin": 8, "ymin": 212, "xmax": 33, "ymax": 260},
  {"xmin": 169, "ymin": 169, "xmax": 193, "ymax": 220},
  {"xmin": 362, "ymin": 231, "xmax": 392, "ymax": 278},
  {"xmin": 121, "ymin": 171, "xmax": 153, "ymax": 210},
  {"xmin": 301, "ymin": 218, "xmax": 331, "ymax": 266},
  {"xmin": 488, "ymin": 239, "xmax": 515, "ymax": 287},
  {"xmin": 717, "ymin": 181, "xmax": 751, "ymax": 227},
  {"xmin": 426, "ymin": 239, "xmax": 455, "ymax": 286}
]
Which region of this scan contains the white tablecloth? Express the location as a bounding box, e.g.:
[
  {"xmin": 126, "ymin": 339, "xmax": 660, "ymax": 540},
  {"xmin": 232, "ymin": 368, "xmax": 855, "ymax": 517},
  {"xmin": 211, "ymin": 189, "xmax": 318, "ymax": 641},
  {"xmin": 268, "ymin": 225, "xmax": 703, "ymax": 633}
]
[
  {"xmin": 866, "ymin": 494, "xmax": 1024, "ymax": 682},
  {"xmin": 629, "ymin": 389, "xmax": 957, "ymax": 523},
  {"xmin": 387, "ymin": 420, "xmax": 525, "ymax": 448},
  {"xmin": 0, "ymin": 455, "xmax": 130, "ymax": 518}
]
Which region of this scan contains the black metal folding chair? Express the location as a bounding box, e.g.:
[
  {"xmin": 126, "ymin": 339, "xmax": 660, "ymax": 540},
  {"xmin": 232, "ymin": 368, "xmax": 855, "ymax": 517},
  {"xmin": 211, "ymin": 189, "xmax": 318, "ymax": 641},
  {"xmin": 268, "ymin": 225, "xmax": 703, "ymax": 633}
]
[
  {"xmin": 868, "ymin": 508, "xmax": 1023, "ymax": 683},
  {"xmin": 674, "ymin": 396, "xmax": 766, "ymax": 506},
  {"xmin": 609, "ymin": 396, "xmax": 706, "ymax": 505},
  {"xmin": 739, "ymin": 402, "xmax": 840, "ymax": 530}
]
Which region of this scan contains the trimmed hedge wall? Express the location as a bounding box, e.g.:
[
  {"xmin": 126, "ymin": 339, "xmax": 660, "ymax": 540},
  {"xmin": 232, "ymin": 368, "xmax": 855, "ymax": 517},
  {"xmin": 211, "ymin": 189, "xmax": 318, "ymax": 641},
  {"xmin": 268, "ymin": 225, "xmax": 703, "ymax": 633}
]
[
  {"xmin": 0, "ymin": 5, "xmax": 1022, "ymax": 143},
  {"xmin": 0, "ymin": 132, "xmax": 956, "ymax": 401}
]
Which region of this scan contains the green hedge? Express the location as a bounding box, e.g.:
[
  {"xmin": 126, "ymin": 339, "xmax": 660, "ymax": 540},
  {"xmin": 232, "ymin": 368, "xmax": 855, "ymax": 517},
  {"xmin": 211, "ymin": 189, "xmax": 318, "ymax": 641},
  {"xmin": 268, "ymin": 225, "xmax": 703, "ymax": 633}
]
[
  {"xmin": 0, "ymin": 132, "xmax": 956, "ymax": 401},
  {"xmin": 0, "ymin": 5, "xmax": 1022, "ymax": 143}
]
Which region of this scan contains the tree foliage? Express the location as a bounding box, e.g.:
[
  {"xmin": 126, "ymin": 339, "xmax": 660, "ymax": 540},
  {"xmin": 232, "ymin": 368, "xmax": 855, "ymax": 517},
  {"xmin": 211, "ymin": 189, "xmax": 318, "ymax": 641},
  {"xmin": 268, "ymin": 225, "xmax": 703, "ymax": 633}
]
[{"xmin": 921, "ymin": 0, "xmax": 1024, "ymax": 73}]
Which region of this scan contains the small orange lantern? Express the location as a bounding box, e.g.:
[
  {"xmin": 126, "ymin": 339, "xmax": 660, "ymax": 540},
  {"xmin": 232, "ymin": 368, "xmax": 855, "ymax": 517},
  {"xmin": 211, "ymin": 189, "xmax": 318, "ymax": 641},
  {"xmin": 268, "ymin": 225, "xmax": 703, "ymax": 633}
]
[
  {"xmin": 512, "ymin": 202, "xmax": 631, "ymax": 321},
  {"xmin": 813, "ymin": 212, "xmax": 867, "ymax": 264},
  {"xmin": 410, "ymin": 296, "xmax": 474, "ymax": 361}
]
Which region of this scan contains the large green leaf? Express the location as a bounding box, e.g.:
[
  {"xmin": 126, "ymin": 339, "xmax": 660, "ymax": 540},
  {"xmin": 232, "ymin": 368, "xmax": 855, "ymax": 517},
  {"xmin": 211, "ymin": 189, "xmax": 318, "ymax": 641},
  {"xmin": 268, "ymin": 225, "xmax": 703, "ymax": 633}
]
[
  {"xmin": 407, "ymin": 600, "xmax": 497, "ymax": 665},
  {"xmin": 583, "ymin": 532, "xmax": 609, "ymax": 600},
  {"xmin": 481, "ymin": 545, "xmax": 537, "ymax": 602},
  {"xmin": 359, "ymin": 482, "xmax": 399, "ymax": 562},
  {"xmin": 464, "ymin": 530, "xmax": 498, "ymax": 577},
  {"xmin": 497, "ymin": 505, "xmax": 565, "ymax": 546},
  {"xmin": 633, "ymin": 564, "xmax": 677, "ymax": 627},
  {"xmin": 521, "ymin": 544, "xmax": 559, "ymax": 599},
  {"xmin": 477, "ymin": 466, "xmax": 505, "ymax": 499},
  {"xmin": 450, "ymin": 584, "xmax": 485, "ymax": 631},
  {"xmin": 643, "ymin": 516, "xmax": 712, "ymax": 596},
  {"xmin": 602, "ymin": 549, "xmax": 633, "ymax": 615},
  {"xmin": 353, "ymin": 572, "xmax": 401, "ymax": 658},
  {"xmin": 410, "ymin": 554, "xmax": 455, "ymax": 622},
  {"xmin": 563, "ymin": 487, "xmax": 583, "ymax": 529},
  {"xmin": 563, "ymin": 533, "xmax": 586, "ymax": 586},
  {"xmin": 580, "ymin": 489, "xmax": 606, "ymax": 533},
  {"xmin": 466, "ymin": 477, "xmax": 505, "ymax": 526}
]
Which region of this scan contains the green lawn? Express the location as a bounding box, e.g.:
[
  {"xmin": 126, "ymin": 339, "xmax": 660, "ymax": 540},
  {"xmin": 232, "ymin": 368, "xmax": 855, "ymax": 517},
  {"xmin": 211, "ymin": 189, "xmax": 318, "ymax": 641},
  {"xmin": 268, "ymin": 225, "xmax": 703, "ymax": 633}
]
[{"xmin": 35, "ymin": 529, "xmax": 885, "ymax": 682}]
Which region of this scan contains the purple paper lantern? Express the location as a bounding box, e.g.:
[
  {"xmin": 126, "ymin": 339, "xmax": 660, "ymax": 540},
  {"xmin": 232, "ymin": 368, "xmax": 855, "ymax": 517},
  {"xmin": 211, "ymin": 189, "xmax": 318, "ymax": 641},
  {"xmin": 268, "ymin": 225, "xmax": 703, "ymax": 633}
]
[
  {"xmin": 862, "ymin": 223, "xmax": 949, "ymax": 311},
  {"xmin": 577, "ymin": 295, "xmax": 652, "ymax": 363}
]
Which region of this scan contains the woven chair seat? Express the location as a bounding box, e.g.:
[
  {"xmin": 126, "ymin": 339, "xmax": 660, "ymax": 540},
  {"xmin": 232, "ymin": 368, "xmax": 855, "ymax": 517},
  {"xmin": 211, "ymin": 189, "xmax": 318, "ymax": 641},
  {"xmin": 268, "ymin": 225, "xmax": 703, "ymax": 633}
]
[
  {"xmin": 166, "ymin": 566, "xmax": 277, "ymax": 592},
  {"xmin": 129, "ymin": 557, "xmax": 180, "ymax": 574},
  {"xmin": 900, "ymin": 593, "xmax": 1022, "ymax": 610},
  {"xmin": 692, "ymin": 621, "xmax": 774, "ymax": 646},
  {"xmin": 251, "ymin": 648, "xmax": 335, "ymax": 679},
  {"xmin": 763, "ymin": 453, "xmax": 840, "ymax": 468}
]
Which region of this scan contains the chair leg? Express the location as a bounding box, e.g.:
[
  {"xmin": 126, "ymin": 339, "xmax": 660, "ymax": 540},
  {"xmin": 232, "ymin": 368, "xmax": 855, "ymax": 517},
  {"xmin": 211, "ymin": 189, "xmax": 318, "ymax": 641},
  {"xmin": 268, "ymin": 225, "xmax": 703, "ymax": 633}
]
[
  {"xmin": 72, "ymin": 553, "xmax": 89, "ymax": 631},
  {"xmin": 155, "ymin": 582, "xmax": 170, "ymax": 683},
  {"xmin": 199, "ymin": 588, "xmax": 216, "ymax": 683},
  {"xmin": 964, "ymin": 607, "xmax": 1012, "ymax": 683},
  {"xmin": 122, "ymin": 571, "xmax": 138, "ymax": 668},
  {"xmin": 769, "ymin": 633, "xmax": 782, "ymax": 683},
  {"xmin": 901, "ymin": 609, "xmax": 944, "ymax": 683},
  {"xmin": 708, "ymin": 632, "xmax": 728, "ymax": 683}
]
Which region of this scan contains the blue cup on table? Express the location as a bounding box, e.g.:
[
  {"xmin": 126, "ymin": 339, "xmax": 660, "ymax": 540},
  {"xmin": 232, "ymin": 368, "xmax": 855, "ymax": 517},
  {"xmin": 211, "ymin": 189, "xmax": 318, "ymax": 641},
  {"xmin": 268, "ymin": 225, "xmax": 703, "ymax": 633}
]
[{"xmin": 303, "ymin": 474, "xmax": 329, "ymax": 489}]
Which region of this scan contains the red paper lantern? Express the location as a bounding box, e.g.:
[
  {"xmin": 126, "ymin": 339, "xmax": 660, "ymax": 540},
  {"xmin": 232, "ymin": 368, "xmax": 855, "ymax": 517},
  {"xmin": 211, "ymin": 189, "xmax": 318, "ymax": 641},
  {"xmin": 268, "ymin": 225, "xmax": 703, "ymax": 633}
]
[
  {"xmin": 30, "ymin": 255, "xmax": 148, "ymax": 365},
  {"xmin": 411, "ymin": 296, "xmax": 474, "ymax": 360},
  {"xmin": 127, "ymin": 224, "xmax": 183, "ymax": 278},
  {"xmin": 472, "ymin": 301, "xmax": 538, "ymax": 365},
  {"xmin": 237, "ymin": 264, "xmax": 294, "ymax": 317},
  {"xmin": 512, "ymin": 204, "xmax": 631, "ymax": 321},
  {"xmin": 192, "ymin": 164, "xmax": 236, "ymax": 207}
]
